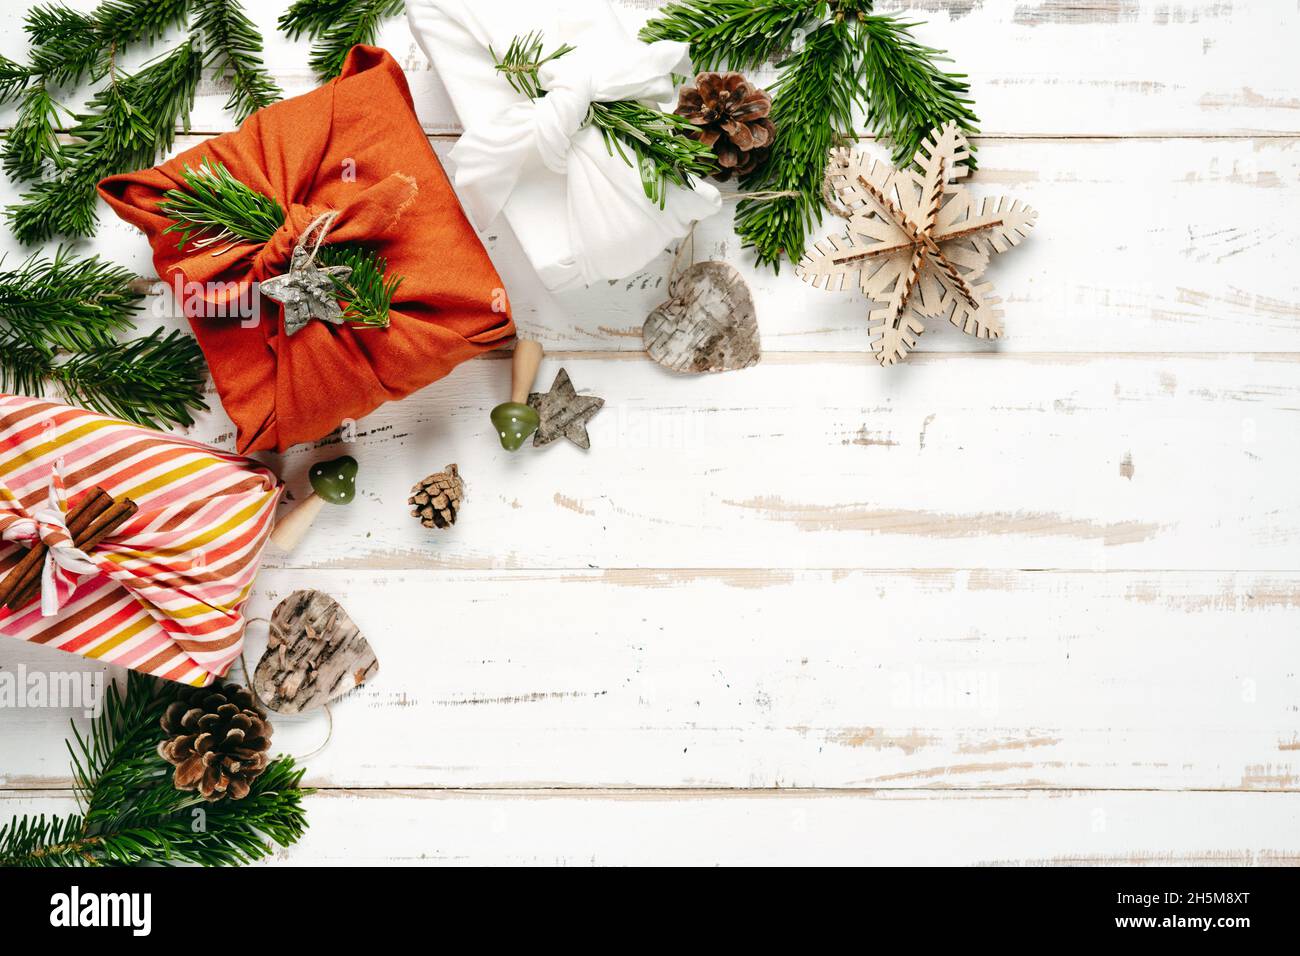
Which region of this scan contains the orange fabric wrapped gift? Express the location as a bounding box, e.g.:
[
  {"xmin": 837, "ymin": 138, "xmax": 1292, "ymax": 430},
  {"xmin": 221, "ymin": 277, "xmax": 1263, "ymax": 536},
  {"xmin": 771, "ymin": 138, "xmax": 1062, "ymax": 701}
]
[{"xmin": 99, "ymin": 46, "xmax": 514, "ymax": 453}]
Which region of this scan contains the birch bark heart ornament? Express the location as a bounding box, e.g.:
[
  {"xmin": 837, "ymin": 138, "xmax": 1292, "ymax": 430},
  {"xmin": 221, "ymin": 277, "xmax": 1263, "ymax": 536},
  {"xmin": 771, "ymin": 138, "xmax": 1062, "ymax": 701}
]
[
  {"xmin": 253, "ymin": 589, "xmax": 378, "ymax": 714},
  {"xmin": 643, "ymin": 261, "xmax": 761, "ymax": 374}
]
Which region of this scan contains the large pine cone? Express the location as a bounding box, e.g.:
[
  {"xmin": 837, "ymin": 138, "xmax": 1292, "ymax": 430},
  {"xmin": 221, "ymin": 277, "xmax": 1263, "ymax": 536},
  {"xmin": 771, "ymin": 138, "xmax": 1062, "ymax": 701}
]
[
  {"xmin": 158, "ymin": 682, "xmax": 273, "ymax": 801},
  {"xmin": 409, "ymin": 464, "xmax": 464, "ymax": 529},
  {"xmin": 675, "ymin": 72, "xmax": 775, "ymax": 181}
]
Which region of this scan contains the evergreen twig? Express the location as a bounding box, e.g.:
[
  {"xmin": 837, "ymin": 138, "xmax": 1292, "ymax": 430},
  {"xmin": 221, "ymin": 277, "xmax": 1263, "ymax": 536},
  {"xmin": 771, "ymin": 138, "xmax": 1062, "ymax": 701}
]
[
  {"xmin": 160, "ymin": 159, "xmax": 401, "ymax": 329},
  {"xmin": 640, "ymin": 0, "xmax": 980, "ymax": 269},
  {"xmin": 0, "ymin": 249, "xmax": 208, "ymax": 430},
  {"xmin": 191, "ymin": 0, "xmax": 282, "ymax": 121},
  {"xmin": 0, "ymin": 247, "xmax": 141, "ymax": 353},
  {"xmin": 7, "ymin": 40, "xmax": 203, "ymax": 245},
  {"xmin": 51, "ymin": 328, "xmax": 209, "ymax": 429},
  {"xmin": 0, "ymin": 673, "xmax": 311, "ymax": 867},
  {"xmin": 279, "ymin": 0, "xmax": 405, "ymax": 81},
  {"xmin": 492, "ymin": 32, "xmax": 717, "ymax": 208}
]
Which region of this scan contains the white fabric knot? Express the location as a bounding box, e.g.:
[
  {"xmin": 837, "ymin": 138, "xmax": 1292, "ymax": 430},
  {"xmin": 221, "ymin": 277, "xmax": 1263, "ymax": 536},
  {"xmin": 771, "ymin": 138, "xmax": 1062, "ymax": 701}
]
[
  {"xmin": 415, "ymin": 0, "xmax": 723, "ymax": 289},
  {"xmin": 532, "ymin": 65, "xmax": 594, "ymax": 174}
]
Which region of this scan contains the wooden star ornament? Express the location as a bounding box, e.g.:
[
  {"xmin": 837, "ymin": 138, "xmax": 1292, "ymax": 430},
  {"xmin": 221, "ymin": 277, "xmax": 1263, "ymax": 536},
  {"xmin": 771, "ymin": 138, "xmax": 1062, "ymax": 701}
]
[
  {"xmin": 796, "ymin": 122, "xmax": 1037, "ymax": 366},
  {"xmin": 528, "ymin": 368, "xmax": 604, "ymax": 449}
]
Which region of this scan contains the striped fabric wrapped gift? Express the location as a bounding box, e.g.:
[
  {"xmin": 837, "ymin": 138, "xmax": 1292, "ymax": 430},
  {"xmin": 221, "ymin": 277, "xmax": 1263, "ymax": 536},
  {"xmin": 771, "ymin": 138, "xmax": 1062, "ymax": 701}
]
[{"xmin": 0, "ymin": 395, "xmax": 281, "ymax": 686}]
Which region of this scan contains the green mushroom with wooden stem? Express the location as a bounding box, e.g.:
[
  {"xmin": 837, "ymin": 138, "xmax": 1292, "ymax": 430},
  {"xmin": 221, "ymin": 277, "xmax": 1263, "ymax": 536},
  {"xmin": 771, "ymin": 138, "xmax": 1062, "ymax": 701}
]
[
  {"xmin": 270, "ymin": 455, "xmax": 358, "ymax": 551},
  {"xmin": 491, "ymin": 340, "xmax": 544, "ymax": 450}
]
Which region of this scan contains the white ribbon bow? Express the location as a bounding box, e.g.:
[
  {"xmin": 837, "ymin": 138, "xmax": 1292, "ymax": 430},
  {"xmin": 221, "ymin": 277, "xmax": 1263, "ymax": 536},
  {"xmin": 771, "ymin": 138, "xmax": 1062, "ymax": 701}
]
[
  {"xmin": 423, "ymin": 0, "xmax": 722, "ymax": 289},
  {"xmin": 1, "ymin": 463, "xmax": 100, "ymax": 617}
]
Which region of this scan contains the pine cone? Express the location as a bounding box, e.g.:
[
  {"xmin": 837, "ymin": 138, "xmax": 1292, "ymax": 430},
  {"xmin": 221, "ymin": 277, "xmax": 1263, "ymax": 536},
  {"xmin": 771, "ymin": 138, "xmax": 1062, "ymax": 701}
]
[
  {"xmin": 158, "ymin": 681, "xmax": 273, "ymax": 801},
  {"xmin": 675, "ymin": 72, "xmax": 775, "ymax": 181},
  {"xmin": 409, "ymin": 464, "xmax": 464, "ymax": 529}
]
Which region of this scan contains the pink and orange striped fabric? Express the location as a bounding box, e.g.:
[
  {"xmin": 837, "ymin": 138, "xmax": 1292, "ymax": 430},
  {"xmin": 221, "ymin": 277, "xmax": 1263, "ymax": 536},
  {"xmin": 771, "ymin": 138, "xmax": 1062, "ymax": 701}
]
[{"xmin": 0, "ymin": 395, "xmax": 281, "ymax": 686}]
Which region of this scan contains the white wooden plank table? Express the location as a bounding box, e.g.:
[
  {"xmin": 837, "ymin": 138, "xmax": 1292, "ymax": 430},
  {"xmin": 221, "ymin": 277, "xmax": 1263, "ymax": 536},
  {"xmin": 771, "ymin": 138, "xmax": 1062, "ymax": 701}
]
[{"xmin": 1, "ymin": 0, "xmax": 1298, "ymax": 865}]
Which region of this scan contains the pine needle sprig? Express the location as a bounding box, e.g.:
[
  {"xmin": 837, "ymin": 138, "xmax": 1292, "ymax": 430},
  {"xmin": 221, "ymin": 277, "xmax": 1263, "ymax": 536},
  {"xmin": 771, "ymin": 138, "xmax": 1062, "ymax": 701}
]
[
  {"xmin": 492, "ymin": 32, "xmax": 717, "ymax": 207},
  {"xmin": 0, "ymin": 249, "xmax": 205, "ymax": 429},
  {"xmin": 52, "ymin": 328, "xmax": 209, "ymax": 429},
  {"xmin": 160, "ymin": 157, "xmax": 284, "ymax": 250},
  {"xmin": 859, "ymin": 15, "xmax": 978, "ymax": 172},
  {"xmin": 734, "ymin": 18, "xmax": 860, "ymax": 269},
  {"xmin": 0, "ymin": 247, "xmax": 141, "ymax": 354},
  {"xmin": 3, "ymin": 83, "xmax": 67, "ymax": 181},
  {"xmin": 317, "ymin": 244, "xmax": 401, "ymax": 328},
  {"xmin": 641, "ymin": 0, "xmax": 980, "ymax": 269},
  {"xmin": 191, "ymin": 0, "xmax": 282, "ymax": 121},
  {"xmin": 7, "ymin": 39, "xmax": 203, "ymax": 245},
  {"xmin": 160, "ymin": 159, "xmax": 402, "ymax": 328},
  {"xmin": 0, "ymin": 673, "xmax": 311, "ymax": 867},
  {"xmin": 639, "ymin": 0, "xmax": 821, "ymax": 72},
  {"xmin": 279, "ymin": 0, "xmax": 406, "ymax": 81}
]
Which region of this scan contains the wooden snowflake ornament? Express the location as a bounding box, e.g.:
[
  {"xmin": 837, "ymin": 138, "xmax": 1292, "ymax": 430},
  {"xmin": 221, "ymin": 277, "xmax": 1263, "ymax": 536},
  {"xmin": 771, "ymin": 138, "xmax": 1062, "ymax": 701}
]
[{"xmin": 796, "ymin": 123, "xmax": 1036, "ymax": 366}]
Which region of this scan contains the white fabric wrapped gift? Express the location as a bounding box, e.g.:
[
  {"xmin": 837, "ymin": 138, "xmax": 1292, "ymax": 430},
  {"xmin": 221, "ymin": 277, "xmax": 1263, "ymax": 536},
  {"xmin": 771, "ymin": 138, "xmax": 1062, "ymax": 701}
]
[{"xmin": 407, "ymin": 0, "xmax": 722, "ymax": 291}]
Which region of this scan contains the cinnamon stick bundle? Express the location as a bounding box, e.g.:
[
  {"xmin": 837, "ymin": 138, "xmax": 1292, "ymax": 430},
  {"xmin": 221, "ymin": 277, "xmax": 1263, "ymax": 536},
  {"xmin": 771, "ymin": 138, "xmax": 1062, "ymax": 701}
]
[{"xmin": 0, "ymin": 487, "xmax": 138, "ymax": 612}]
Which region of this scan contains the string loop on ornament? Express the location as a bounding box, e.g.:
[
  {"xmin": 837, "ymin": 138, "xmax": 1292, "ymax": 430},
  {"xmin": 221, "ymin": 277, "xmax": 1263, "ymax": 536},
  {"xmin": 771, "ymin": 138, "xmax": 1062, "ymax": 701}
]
[{"xmin": 295, "ymin": 210, "xmax": 341, "ymax": 268}]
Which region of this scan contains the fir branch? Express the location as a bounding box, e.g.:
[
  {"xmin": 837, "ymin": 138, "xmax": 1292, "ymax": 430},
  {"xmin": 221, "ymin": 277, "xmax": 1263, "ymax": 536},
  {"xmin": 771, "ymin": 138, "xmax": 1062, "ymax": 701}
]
[
  {"xmin": 317, "ymin": 244, "xmax": 401, "ymax": 328},
  {"xmin": 859, "ymin": 14, "xmax": 978, "ymax": 172},
  {"xmin": 191, "ymin": 0, "xmax": 282, "ymax": 121},
  {"xmin": 51, "ymin": 328, "xmax": 209, "ymax": 429},
  {"xmin": 2, "ymin": 83, "xmax": 67, "ymax": 181},
  {"xmin": 639, "ymin": 0, "xmax": 823, "ymax": 71},
  {"xmin": 734, "ymin": 18, "xmax": 860, "ymax": 269},
  {"xmin": 279, "ymin": 0, "xmax": 405, "ymax": 81},
  {"xmin": 0, "ymin": 55, "xmax": 34, "ymax": 102},
  {"xmin": 20, "ymin": 0, "xmax": 191, "ymax": 92},
  {"xmin": 160, "ymin": 158, "xmax": 283, "ymax": 250},
  {"xmin": 0, "ymin": 328, "xmax": 55, "ymax": 397},
  {"xmin": 7, "ymin": 40, "xmax": 203, "ymax": 245},
  {"xmin": 0, "ymin": 247, "xmax": 142, "ymax": 354},
  {"xmin": 641, "ymin": 0, "xmax": 980, "ymax": 269},
  {"xmin": 0, "ymin": 674, "xmax": 310, "ymax": 868},
  {"xmin": 492, "ymin": 33, "xmax": 717, "ymax": 207},
  {"xmin": 20, "ymin": 4, "xmax": 102, "ymax": 91},
  {"xmin": 161, "ymin": 159, "xmax": 402, "ymax": 328}
]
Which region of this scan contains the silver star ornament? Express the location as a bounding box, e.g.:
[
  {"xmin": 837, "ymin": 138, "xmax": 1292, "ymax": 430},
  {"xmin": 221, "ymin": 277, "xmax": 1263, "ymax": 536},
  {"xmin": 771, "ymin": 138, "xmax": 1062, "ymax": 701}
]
[{"xmin": 260, "ymin": 245, "xmax": 353, "ymax": 336}]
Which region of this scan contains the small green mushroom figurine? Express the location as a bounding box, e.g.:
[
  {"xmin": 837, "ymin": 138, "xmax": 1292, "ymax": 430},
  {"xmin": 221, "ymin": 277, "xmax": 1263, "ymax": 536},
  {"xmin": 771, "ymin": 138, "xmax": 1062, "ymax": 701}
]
[
  {"xmin": 270, "ymin": 454, "xmax": 358, "ymax": 552},
  {"xmin": 490, "ymin": 340, "xmax": 543, "ymax": 451}
]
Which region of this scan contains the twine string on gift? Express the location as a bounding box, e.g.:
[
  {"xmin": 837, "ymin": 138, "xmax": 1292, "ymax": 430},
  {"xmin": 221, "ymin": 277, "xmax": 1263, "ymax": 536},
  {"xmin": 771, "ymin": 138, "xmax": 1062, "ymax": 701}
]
[{"xmin": 294, "ymin": 210, "xmax": 342, "ymax": 268}]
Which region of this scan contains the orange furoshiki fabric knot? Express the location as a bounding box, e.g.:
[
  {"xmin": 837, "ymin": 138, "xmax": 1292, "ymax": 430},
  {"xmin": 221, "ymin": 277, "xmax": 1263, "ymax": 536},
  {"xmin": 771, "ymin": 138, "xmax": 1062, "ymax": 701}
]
[{"xmin": 99, "ymin": 46, "xmax": 515, "ymax": 454}]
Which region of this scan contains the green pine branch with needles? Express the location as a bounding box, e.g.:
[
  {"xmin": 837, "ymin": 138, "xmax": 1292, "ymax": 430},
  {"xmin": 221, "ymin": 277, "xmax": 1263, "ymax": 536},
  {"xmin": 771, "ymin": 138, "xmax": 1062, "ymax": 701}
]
[
  {"xmin": 641, "ymin": 0, "xmax": 980, "ymax": 269},
  {"xmin": 0, "ymin": 248, "xmax": 209, "ymax": 429},
  {"xmin": 279, "ymin": 0, "xmax": 406, "ymax": 81},
  {"xmin": 0, "ymin": 672, "xmax": 310, "ymax": 867},
  {"xmin": 0, "ymin": 0, "xmax": 281, "ymax": 245},
  {"xmin": 491, "ymin": 32, "xmax": 718, "ymax": 208},
  {"xmin": 160, "ymin": 158, "xmax": 402, "ymax": 329}
]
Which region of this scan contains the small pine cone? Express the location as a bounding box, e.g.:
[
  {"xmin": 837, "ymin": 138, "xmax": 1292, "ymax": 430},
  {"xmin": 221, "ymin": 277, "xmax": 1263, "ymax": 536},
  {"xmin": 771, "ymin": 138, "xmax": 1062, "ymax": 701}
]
[
  {"xmin": 409, "ymin": 463, "xmax": 464, "ymax": 529},
  {"xmin": 675, "ymin": 71, "xmax": 776, "ymax": 182},
  {"xmin": 158, "ymin": 681, "xmax": 272, "ymax": 801}
]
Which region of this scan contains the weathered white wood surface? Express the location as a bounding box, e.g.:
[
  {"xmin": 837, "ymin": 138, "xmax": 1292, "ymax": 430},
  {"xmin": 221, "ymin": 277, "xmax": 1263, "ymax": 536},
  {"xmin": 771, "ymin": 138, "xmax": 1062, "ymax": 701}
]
[
  {"xmin": 1, "ymin": 0, "xmax": 1299, "ymax": 865},
  {"xmin": 3, "ymin": 788, "xmax": 1299, "ymax": 866}
]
